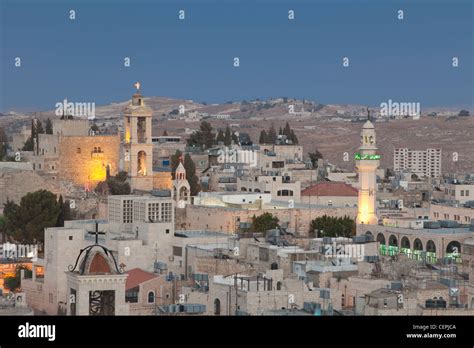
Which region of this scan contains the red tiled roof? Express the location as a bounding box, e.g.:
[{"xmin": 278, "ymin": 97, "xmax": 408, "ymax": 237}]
[
  {"xmin": 125, "ymin": 268, "xmax": 158, "ymax": 290},
  {"xmin": 301, "ymin": 182, "xmax": 358, "ymax": 197}
]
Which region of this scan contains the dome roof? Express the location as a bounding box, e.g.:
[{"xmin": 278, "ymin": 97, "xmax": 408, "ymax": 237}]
[{"xmin": 363, "ymin": 120, "xmax": 375, "ymax": 129}]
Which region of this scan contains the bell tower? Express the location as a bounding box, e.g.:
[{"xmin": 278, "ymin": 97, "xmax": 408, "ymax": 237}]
[
  {"xmin": 355, "ymin": 117, "xmax": 380, "ymax": 225},
  {"xmin": 123, "ymin": 82, "xmax": 154, "ymax": 191}
]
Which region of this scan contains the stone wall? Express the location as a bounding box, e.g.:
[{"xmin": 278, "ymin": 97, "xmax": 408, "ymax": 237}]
[
  {"xmin": 176, "ymin": 204, "xmax": 357, "ymax": 236},
  {"xmin": 0, "ymin": 168, "xmax": 61, "ymax": 213},
  {"xmin": 58, "ymin": 135, "xmax": 120, "ymax": 189}
]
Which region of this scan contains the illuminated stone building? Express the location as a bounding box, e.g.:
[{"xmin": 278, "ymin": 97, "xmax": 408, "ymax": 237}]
[
  {"xmin": 29, "ymin": 118, "xmax": 120, "ymax": 189},
  {"xmin": 355, "ymin": 120, "xmax": 380, "ymax": 225},
  {"xmin": 123, "ymin": 83, "xmax": 154, "ymax": 192}
]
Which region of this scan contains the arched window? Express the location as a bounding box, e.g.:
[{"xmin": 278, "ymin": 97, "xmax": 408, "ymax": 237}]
[
  {"xmin": 401, "ymin": 237, "xmax": 410, "ymax": 249},
  {"xmin": 426, "ymin": 240, "xmax": 436, "ymax": 253},
  {"xmin": 214, "ymin": 298, "xmax": 221, "ymax": 315},
  {"xmin": 137, "ymin": 151, "xmax": 147, "ymax": 176},
  {"xmin": 276, "ymin": 282, "xmax": 282, "ymax": 291},
  {"xmin": 413, "ymin": 238, "xmax": 423, "ymax": 251},
  {"xmin": 147, "ymin": 291, "xmax": 155, "ymax": 304},
  {"xmin": 388, "ymin": 235, "xmax": 398, "ymax": 247},
  {"xmin": 376, "ymin": 233, "xmax": 386, "ymax": 245}
]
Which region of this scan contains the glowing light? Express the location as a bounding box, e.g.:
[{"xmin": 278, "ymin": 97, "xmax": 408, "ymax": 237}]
[
  {"xmin": 89, "ymin": 160, "xmax": 107, "ymax": 182},
  {"xmin": 125, "ymin": 129, "xmax": 131, "ymax": 143},
  {"xmin": 355, "ymin": 153, "xmax": 381, "ymax": 160}
]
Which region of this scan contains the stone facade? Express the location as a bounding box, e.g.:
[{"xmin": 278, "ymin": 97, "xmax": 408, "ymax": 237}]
[
  {"xmin": 58, "ymin": 135, "xmax": 120, "ymax": 189},
  {"xmin": 176, "ymin": 204, "xmax": 357, "ymax": 236}
]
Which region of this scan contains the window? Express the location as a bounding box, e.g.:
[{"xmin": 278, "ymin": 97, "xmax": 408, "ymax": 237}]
[
  {"xmin": 173, "ymin": 246, "xmax": 182, "ymax": 257},
  {"xmin": 125, "ymin": 287, "xmax": 139, "ymax": 303},
  {"xmin": 467, "ymin": 190, "xmax": 470, "ymax": 197},
  {"xmin": 69, "ymin": 236, "xmax": 73, "ymax": 241},
  {"xmin": 147, "ymin": 291, "xmax": 155, "ymax": 304},
  {"xmin": 461, "ymin": 190, "xmax": 465, "ymax": 196},
  {"xmin": 166, "ymin": 229, "xmax": 170, "ymax": 234},
  {"xmin": 123, "ymin": 199, "xmax": 133, "ymax": 223}
]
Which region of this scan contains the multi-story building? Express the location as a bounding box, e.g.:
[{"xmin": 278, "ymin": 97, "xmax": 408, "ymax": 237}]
[{"xmin": 393, "ymin": 148, "xmax": 441, "ymax": 178}]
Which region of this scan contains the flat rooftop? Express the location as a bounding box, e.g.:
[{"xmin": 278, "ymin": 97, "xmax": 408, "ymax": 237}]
[{"xmin": 174, "ymin": 230, "xmax": 228, "ymax": 238}]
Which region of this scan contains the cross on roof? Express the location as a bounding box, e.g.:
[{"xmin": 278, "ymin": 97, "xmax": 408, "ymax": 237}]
[
  {"xmin": 88, "ymin": 222, "xmax": 106, "ymax": 244},
  {"xmin": 134, "ymin": 81, "xmax": 141, "ymax": 92}
]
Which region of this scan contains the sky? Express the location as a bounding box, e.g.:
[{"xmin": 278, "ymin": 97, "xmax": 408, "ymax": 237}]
[{"xmin": 0, "ymin": 0, "xmax": 472, "ymax": 112}]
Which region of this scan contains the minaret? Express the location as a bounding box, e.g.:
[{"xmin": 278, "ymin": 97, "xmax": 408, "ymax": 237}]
[
  {"xmin": 123, "ymin": 82, "xmax": 154, "ymax": 191},
  {"xmin": 355, "ymin": 115, "xmax": 380, "ymax": 225}
]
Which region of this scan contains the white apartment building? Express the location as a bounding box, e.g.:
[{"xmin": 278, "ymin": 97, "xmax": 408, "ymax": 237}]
[{"xmin": 394, "ymin": 148, "xmax": 441, "ymax": 178}]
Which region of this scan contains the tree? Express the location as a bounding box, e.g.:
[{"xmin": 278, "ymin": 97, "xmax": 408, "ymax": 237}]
[
  {"xmin": 184, "ymin": 153, "xmax": 201, "ymax": 196},
  {"xmin": 458, "ymin": 110, "xmax": 470, "ymax": 117},
  {"xmin": 259, "ymin": 130, "xmax": 268, "ymax": 144},
  {"xmin": 252, "ymin": 213, "xmax": 279, "ymax": 233},
  {"xmin": 170, "ymin": 150, "xmax": 183, "ymax": 178},
  {"xmin": 290, "ymin": 129, "xmax": 298, "ymax": 144},
  {"xmin": 105, "ymin": 171, "xmax": 131, "ymax": 195},
  {"xmin": 231, "ymin": 132, "xmax": 239, "ymax": 145},
  {"xmin": 90, "ymin": 123, "xmax": 100, "ymax": 134},
  {"xmin": 187, "ymin": 121, "xmax": 215, "ymax": 149},
  {"xmin": 216, "ymin": 129, "xmax": 225, "ymax": 144},
  {"xmin": 278, "ymin": 126, "xmax": 283, "ymax": 135},
  {"xmin": 3, "ymin": 199, "xmax": 19, "ymax": 241},
  {"xmin": 224, "ymin": 126, "xmax": 232, "ymax": 146},
  {"xmin": 4, "ymin": 265, "xmax": 32, "ymax": 292},
  {"xmin": 45, "ymin": 118, "xmax": 53, "ymax": 134},
  {"xmin": 3, "ymin": 190, "xmax": 60, "ymax": 244},
  {"xmin": 0, "ymin": 215, "xmax": 7, "ymax": 244},
  {"xmin": 309, "ymin": 215, "xmax": 355, "ymax": 238},
  {"xmin": 22, "ymin": 137, "xmax": 34, "ymax": 151},
  {"xmin": 283, "ymin": 122, "xmax": 291, "ymax": 138},
  {"xmin": 267, "ymin": 124, "xmax": 277, "ymax": 144},
  {"xmin": 308, "ymin": 149, "xmax": 323, "ymax": 168},
  {"xmin": 36, "ymin": 120, "xmax": 44, "ymax": 135},
  {"xmin": 56, "ymin": 195, "xmax": 72, "ymax": 227},
  {"xmin": 22, "ymin": 119, "xmax": 36, "ymax": 151}
]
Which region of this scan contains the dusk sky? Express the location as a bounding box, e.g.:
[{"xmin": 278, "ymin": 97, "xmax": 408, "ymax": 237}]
[{"xmin": 0, "ymin": 0, "xmax": 472, "ymax": 112}]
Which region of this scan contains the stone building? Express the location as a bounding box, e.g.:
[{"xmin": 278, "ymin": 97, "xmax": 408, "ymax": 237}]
[
  {"xmin": 173, "ymin": 161, "xmax": 190, "ymax": 208},
  {"xmin": 123, "ymin": 84, "xmax": 154, "ymax": 191},
  {"xmin": 301, "ymin": 182, "xmax": 358, "ymax": 207},
  {"xmin": 26, "ymin": 118, "xmax": 120, "ymax": 189}
]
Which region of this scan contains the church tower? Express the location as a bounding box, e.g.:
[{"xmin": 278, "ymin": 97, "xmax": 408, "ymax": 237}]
[
  {"xmin": 356, "ymin": 119, "xmax": 380, "ymax": 225},
  {"xmin": 173, "ymin": 158, "xmax": 190, "ymax": 208},
  {"xmin": 123, "ymin": 82, "xmax": 154, "ymax": 191}
]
